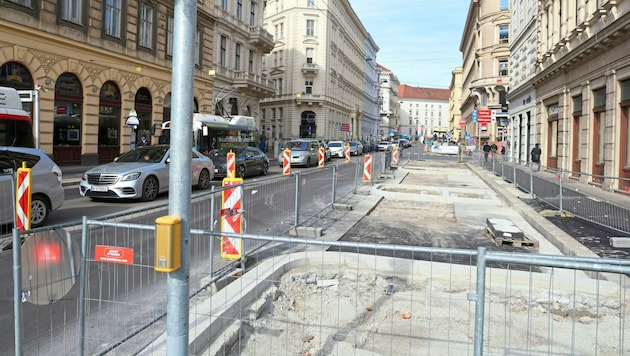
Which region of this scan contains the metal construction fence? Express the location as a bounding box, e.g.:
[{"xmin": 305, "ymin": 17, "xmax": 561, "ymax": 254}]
[
  {"xmin": 8, "ymin": 155, "xmax": 394, "ymax": 355},
  {"xmin": 13, "ymin": 225, "xmax": 630, "ymax": 355},
  {"xmin": 473, "ymin": 153, "xmax": 630, "ymax": 235},
  {"xmin": 11, "ymin": 151, "xmax": 630, "ymax": 355}
]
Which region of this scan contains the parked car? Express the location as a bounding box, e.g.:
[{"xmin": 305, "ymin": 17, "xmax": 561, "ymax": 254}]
[
  {"xmin": 367, "ymin": 141, "xmax": 378, "ymax": 152},
  {"xmin": 212, "ymin": 146, "xmax": 269, "ymax": 178},
  {"xmin": 327, "ymin": 141, "xmax": 346, "ymax": 158},
  {"xmin": 348, "ymin": 141, "xmax": 363, "ymax": 155},
  {"xmin": 399, "ymin": 138, "xmax": 411, "ymax": 148},
  {"xmin": 0, "ymin": 147, "xmax": 64, "ymax": 227},
  {"xmin": 319, "ymin": 142, "xmax": 332, "ymax": 161},
  {"xmin": 391, "ymin": 140, "xmax": 404, "ymax": 151},
  {"xmin": 278, "ymin": 139, "xmax": 320, "ymax": 167},
  {"xmin": 378, "ymin": 141, "xmax": 392, "ymax": 151},
  {"xmin": 79, "ymin": 145, "xmax": 214, "ymax": 202}
]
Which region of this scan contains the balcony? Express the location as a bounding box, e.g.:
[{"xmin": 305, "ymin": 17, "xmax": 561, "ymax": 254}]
[
  {"xmin": 248, "ymin": 26, "xmax": 275, "ymax": 53},
  {"xmin": 214, "ymin": 67, "xmax": 275, "ymax": 98},
  {"xmin": 301, "ymin": 62, "xmax": 319, "ymax": 75},
  {"xmin": 295, "ymin": 92, "xmax": 324, "ymax": 107}
]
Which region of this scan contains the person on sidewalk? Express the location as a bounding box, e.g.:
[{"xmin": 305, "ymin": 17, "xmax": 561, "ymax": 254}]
[
  {"xmin": 490, "ymin": 142, "xmax": 498, "ymax": 160},
  {"xmin": 531, "ymin": 143, "xmax": 542, "ymax": 171},
  {"xmin": 482, "ymin": 142, "xmax": 491, "ymax": 162}
]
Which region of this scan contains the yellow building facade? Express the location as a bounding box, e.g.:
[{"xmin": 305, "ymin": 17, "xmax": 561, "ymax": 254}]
[{"xmin": 1, "ymin": 1, "xmax": 217, "ymax": 165}]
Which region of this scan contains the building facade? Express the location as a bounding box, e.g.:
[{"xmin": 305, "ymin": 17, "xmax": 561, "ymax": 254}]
[
  {"xmin": 460, "ymin": 0, "xmax": 510, "ymax": 149},
  {"xmin": 528, "ymin": 0, "xmax": 630, "ymax": 191},
  {"xmin": 0, "ymin": 0, "xmax": 273, "ymax": 165},
  {"xmin": 260, "ymin": 0, "xmax": 379, "ymax": 154},
  {"xmin": 398, "ymin": 85, "xmax": 451, "ymax": 142},
  {"xmin": 377, "ymin": 64, "xmax": 400, "ymax": 140},
  {"xmin": 211, "ymin": 1, "xmax": 275, "ymax": 119},
  {"xmin": 449, "ymin": 67, "xmax": 463, "ymax": 142},
  {"xmin": 507, "ymin": 0, "xmax": 540, "ymax": 163}
]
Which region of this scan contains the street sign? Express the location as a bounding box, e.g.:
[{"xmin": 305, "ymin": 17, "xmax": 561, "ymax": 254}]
[
  {"xmin": 477, "ymin": 109, "xmax": 492, "ymax": 123},
  {"xmin": 459, "ymin": 119, "xmax": 467, "ymax": 126},
  {"xmin": 95, "ymin": 245, "xmax": 134, "ymax": 265}
]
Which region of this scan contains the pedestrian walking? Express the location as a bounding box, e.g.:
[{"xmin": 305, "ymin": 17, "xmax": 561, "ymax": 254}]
[
  {"xmin": 482, "ymin": 142, "xmax": 491, "ymax": 162},
  {"xmin": 531, "ymin": 143, "xmax": 542, "ymax": 171},
  {"xmin": 490, "ymin": 142, "xmax": 498, "ymax": 159}
]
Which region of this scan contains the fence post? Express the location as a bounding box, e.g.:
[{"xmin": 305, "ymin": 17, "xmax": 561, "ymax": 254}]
[
  {"xmin": 209, "ymin": 186, "xmax": 216, "ymax": 277},
  {"xmin": 513, "ymin": 157, "xmax": 517, "ymax": 188},
  {"xmin": 353, "ymin": 161, "xmax": 360, "ymax": 194},
  {"xmin": 473, "ymin": 247, "xmax": 487, "ymax": 356},
  {"xmin": 294, "ymin": 171, "xmax": 301, "ymax": 227},
  {"xmin": 332, "ymin": 164, "xmax": 337, "ymax": 204},
  {"xmin": 529, "ymin": 163, "xmax": 534, "ymax": 196},
  {"xmin": 78, "ymin": 216, "xmax": 89, "ymax": 355},
  {"xmin": 13, "ymin": 228, "xmax": 23, "ymax": 356},
  {"xmin": 558, "ymin": 168, "xmax": 564, "ymax": 213}
]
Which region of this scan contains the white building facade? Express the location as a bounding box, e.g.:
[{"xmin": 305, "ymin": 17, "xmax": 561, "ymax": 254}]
[
  {"xmin": 378, "ymin": 64, "xmax": 400, "ymax": 140},
  {"xmin": 260, "ymin": 0, "xmax": 379, "ymax": 154},
  {"xmin": 398, "ymin": 85, "xmax": 451, "ymax": 143},
  {"xmin": 506, "ymin": 0, "xmax": 540, "ymax": 163}
]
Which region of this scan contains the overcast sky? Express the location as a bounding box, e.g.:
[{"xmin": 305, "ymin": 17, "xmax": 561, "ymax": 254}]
[{"xmin": 349, "ymin": 0, "xmax": 470, "ymax": 89}]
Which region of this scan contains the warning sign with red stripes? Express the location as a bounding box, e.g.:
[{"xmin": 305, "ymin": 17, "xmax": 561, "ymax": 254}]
[
  {"xmin": 16, "ymin": 165, "xmax": 31, "ymax": 231},
  {"xmin": 221, "ymin": 177, "xmax": 243, "ymax": 259}
]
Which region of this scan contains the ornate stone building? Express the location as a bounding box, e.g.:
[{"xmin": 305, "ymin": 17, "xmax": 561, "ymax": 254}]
[
  {"xmin": 0, "ymin": 0, "xmax": 272, "ymax": 165},
  {"xmin": 260, "ymin": 0, "xmax": 379, "ymax": 154}
]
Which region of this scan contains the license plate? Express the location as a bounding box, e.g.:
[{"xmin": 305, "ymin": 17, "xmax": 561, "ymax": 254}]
[{"xmin": 91, "ymin": 185, "xmax": 108, "ymax": 192}]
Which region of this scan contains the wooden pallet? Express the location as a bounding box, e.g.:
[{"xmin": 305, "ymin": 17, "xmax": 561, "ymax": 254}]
[{"xmin": 485, "ymin": 227, "xmax": 539, "ymax": 248}]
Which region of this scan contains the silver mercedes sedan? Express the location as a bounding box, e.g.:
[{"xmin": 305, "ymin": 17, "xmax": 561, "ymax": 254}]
[{"xmin": 79, "ymin": 145, "xmax": 214, "ymax": 201}]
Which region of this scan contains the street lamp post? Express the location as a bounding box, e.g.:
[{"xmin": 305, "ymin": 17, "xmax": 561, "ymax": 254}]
[{"xmin": 125, "ymin": 109, "xmax": 139, "ymax": 150}]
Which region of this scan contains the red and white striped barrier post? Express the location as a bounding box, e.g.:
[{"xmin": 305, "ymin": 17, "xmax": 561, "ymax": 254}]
[
  {"xmin": 16, "ymin": 162, "xmax": 31, "ymax": 230},
  {"xmin": 344, "ymin": 143, "xmax": 350, "ymax": 162},
  {"xmin": 226, "ymin": 150, "xmax": 236, "ymax": 178},
  {"xmin": 363, "ymin": 154, "xmax": 372, "ymax": 183},
  {"xmin": 283, "ymin": 149, "xmax": 291, "ymax": 175},
  {"xmin": 221, "ymin": 177, "xmax": 243, "ymax": 260},
  {"xmin": 318, "ymin": 147, "xmax": 325, "ymax": 167},
  {"xmin": 392, "ymin": 145, "xmax": 399, "ymax": 166}
]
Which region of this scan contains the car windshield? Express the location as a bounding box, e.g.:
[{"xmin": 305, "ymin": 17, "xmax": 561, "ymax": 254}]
[
  {"xmin": 213, "ymin": 147, "xmax": 245, "ymax": 157},
  {"xmin": 349, "ymin": 142, "xmax": 357, "ymax": 147},
  {"xmin": 117, "ymin": 146, "xmax": 169, "ymax": 163},
  {"xmin": 328, "ymin": 142, "xmax": 342, "ymax": 147},
  {"xmin": 285, "ymin": 141, "xmax": 309, "ymax": 151}
]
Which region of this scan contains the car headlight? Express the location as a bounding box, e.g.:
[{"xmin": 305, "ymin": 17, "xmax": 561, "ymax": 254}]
[{"xmin": 121, "ymin": 172, "xmax": 142, "ymax": 181}]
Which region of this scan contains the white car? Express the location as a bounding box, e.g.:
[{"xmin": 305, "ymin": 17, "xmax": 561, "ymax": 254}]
[
  {"xmin": 0, "ymin": 147, "xmax": 64, "ymax": 227},
  {"xmin": 378, "ymin": 141, "xmax": 392, "ymax": 151},
  {"xmin": 327, "ymin": 141, "xmax": 346, "ymax": 158},
  {"xmin": 79, "ymin": 145, "xmax": 214, "ymax": 201}
]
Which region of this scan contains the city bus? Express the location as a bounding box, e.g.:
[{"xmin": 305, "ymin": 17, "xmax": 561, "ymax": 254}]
[
  {"xmin": 0, "ymin": 86, "xmax": 34, "ymax": 147},
  {"xmin": 158, "ymin": 114, "xmax": 259, "ymax": 154}
]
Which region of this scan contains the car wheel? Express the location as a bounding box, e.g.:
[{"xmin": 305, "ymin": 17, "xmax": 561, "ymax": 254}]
[
  {"xmin": 305, "ymin": 158, "xmax": 311, "ymax": 167},
  {"xmin": 30, "ymin": 194, "xmax": 50, "ymax": 228},
  {"xmin": 261, "ymin": 161, "xmax": 269, "ymax": 175},
  {"xmin": 197, "ymin": 169, "xmax": 211, "ymax": 190},
  {"xmin": 141, "ymin": 176, "xmax": 159, "ymax": 202},
  {"xmin": 237, "ymin": 165, "xmax": 247, "ymax": 178}
]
